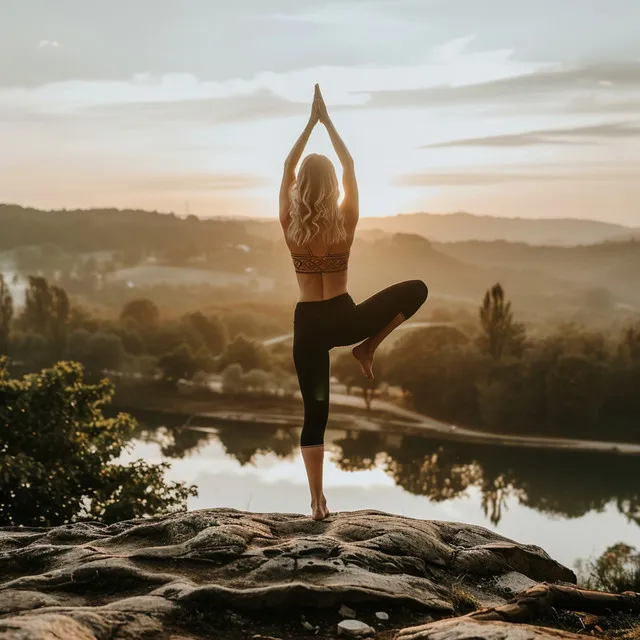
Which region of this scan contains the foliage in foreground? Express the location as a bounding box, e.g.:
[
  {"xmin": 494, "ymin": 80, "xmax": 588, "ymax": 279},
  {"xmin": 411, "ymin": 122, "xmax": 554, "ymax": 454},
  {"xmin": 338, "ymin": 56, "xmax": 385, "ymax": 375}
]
[
  {"xmin": 0, "ymin": 357, "xmax": 197, "ymax": 526},
  {"xmin": 577, "ymin": 543, "xmax": 640, "ymax": 594}
]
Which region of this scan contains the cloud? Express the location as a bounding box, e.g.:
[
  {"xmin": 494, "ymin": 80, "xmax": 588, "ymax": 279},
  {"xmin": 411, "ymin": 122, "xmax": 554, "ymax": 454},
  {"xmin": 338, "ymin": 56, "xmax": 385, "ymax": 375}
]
[
  {"xmin": 0, "ymin": 167, "xmax": 268, "ymax": 195},
  {"xmin": 0, "ymin": 41, "xmax": 540, "ymax": 123},
  {"xmin": 396, "ymin": 167, "xmax": 640, "ymax": 187},
  {"xmin": 38, "ymin": 40, "xmax": 60, "ymax": 49},
  {"xmin": 422, "ymin": 122, "xmax": 640, "ymax": 149},
  {"xmin": 566, "ymin": 97, "xmax": 640, "ymax": 115},
  {"xmin": 258, "ymin": 0, "xmax": 407, "ymax": 25},
  {"xmin": 129, "ymin": 173, "xmax": 269, "ymax": 192},
  {"xmin": 361, "ymin": 62, "xmax": 640, "ymax": 109},
  {"xmin": 84, "ymin": 90, "xmax": 309, "ymax": 125}
]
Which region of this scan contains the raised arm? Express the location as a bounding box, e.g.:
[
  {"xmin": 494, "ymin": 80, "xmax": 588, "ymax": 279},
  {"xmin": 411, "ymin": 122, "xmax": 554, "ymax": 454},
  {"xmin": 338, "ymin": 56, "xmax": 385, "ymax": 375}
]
[
  {"xmin": 315, "ymin": 85, "xmax": 359, "ymax": 229},
  {"xmin": 279, "ymin": 96, "xmax": 318, "ymax": 228}
]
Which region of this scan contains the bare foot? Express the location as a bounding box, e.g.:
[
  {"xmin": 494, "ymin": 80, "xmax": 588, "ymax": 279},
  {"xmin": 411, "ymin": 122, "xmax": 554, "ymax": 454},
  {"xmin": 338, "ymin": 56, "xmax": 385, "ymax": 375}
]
[
  {"xmin": 311, "ymin": 497, "xmax": 329, "ymax": 520},
  {"xmin": 352, "ymin": 343, "xmax": 375, "ymax": 380}
]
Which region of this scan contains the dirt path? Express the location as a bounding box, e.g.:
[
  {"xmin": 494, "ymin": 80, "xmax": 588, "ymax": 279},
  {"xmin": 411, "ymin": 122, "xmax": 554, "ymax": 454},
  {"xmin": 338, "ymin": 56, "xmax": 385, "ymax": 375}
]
[
  {"xmin": 262, "ymin": 321, "xmax": 451, "ymax": 346},
  {"xmin": 329, "ymin": 392, "xmax": 640, "ymax": 456}
]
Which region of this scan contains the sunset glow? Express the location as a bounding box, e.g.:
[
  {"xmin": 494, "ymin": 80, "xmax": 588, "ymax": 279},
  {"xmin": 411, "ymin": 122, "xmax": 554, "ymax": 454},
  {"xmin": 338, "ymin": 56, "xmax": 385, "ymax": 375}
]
[{"xmin": 1, "ymin": 1, "xmax": 639, "ymax": 223}]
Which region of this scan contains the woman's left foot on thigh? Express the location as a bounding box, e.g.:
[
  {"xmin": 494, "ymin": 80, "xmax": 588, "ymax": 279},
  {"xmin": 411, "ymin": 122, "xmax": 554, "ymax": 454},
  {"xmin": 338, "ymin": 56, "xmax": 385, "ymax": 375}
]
[{"xmin": 352, "ymin": 343, "xmax": 375, "ymax": 380}]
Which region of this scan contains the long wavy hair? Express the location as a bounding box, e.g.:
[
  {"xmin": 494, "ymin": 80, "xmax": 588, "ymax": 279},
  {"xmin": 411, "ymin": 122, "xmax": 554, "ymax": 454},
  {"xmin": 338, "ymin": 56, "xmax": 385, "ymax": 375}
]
[{"xmin": 287, "ymin": 153, "xmax": 347, "ymax": 247}]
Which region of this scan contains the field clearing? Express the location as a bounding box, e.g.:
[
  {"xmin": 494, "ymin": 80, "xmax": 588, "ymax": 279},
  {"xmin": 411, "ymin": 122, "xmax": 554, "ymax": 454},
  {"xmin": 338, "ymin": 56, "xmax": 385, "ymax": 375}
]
[{"xmin": 111, "ymin": 265, "xmax": 275, "ymax": 291}]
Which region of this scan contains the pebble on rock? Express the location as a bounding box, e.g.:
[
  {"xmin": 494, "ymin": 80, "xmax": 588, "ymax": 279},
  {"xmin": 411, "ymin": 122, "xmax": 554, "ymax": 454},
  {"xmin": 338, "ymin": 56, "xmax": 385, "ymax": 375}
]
[
  {"xmin": 375, "ymin": 611, "xmax": 389, "ymax": 621},
  {"xmin": 339, "ymin": 604, "xmax": 356, "ymax": 618},
  {"xmin": 337, "ymin": 619, "xmax": 376, "ymax": 638}
]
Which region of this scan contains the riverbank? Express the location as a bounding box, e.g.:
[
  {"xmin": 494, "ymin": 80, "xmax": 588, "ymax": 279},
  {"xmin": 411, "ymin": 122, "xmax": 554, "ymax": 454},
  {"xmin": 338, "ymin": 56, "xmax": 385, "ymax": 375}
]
[{"xmin": 111, "ymin": 383, "xmax": 640, "ymax": 456}]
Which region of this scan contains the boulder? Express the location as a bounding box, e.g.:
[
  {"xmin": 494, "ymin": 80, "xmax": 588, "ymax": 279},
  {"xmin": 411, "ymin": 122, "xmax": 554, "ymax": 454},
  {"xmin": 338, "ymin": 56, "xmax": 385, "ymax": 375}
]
[{"xmin": 0, "ymin": 508, "xmax": 580, "ymax": 639}]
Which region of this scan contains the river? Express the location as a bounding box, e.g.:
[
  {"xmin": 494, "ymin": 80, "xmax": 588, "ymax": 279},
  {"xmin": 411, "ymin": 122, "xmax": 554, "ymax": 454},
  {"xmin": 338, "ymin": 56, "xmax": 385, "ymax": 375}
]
[{"xmin": 120, "ymin": 410, "xmax": 640, "ymax": 572}]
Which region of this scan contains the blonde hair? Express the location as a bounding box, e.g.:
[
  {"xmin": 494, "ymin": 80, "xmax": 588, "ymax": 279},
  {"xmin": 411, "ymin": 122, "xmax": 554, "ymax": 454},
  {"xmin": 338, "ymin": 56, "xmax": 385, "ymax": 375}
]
[{"xmin": 287, "ymin": 154, "xmax": 347, "ymax": 247}]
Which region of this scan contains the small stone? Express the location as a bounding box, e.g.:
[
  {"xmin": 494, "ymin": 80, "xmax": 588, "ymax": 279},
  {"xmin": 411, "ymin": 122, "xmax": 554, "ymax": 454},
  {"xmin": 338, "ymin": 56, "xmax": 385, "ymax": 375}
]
[
  {"xmin": 375, "ymin": 611, "xmax": 389, "ymax": 621},
  {"xmin": 301, "ymin": 620, "xmax": 315, "ymax": 631},
  {"xmin": 337, "ymin": 619, "xmax": 375, "ymax": 637},
  {"xmin": 339, "ymin": 604, "xmax": 356, "ymax": 618},
  {"xmin": 494, "ymin": 571, "xmax": 537, "ymax": 595}
]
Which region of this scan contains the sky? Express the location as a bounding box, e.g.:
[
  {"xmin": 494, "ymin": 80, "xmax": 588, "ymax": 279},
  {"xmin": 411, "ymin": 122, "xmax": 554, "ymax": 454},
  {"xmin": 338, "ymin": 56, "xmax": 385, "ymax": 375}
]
[{"xmin": 1, "ymin": 0, "xmax": 639, "ymax": 224}]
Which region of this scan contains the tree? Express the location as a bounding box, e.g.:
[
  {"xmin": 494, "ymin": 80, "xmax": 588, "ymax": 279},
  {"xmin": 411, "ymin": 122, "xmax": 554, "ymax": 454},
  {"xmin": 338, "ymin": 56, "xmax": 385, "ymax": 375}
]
[
  {"xmin": 0, "ymin": 274, "xmax": 12, "ymax": 355},
  {"xmin": 543, "ymin": 355, "xmax": 606, "ymax": 434},
  {"xmin": 224, "ymin": 312, "xmax": 260, "ymax": 340},
  {"xmin": 0, "ymin": 358, "xmax": 197, "ymax": 526},
  {"xmin": 243, "ymin": 368, "xmax": 274, "ymax": 394},
  {"xmin": 219, "ymin": 334, "xmax": 270, "ymax": 372},
  {"xmin": 120, "ymin": 298, "xmax": 160, "ymax": 329},
  {"xmin": 69, "ymin": 305, "xmax": 99, "ymax": 333},
  {"xmin": 477, "ymin": 283, "xmax": 526, "ymax": 360},
  {"xmin": 21, "ymin": 276, "xmax": 70, "ymax": 358},
  {"xmin": 22, "ymin": 275, "xmax": 54, "ymax": 335},
  {"xmin": 158, "ymin": 343, "xmax": 198, "ymax": 381},
  {"xmin": 183, "ymin": 311, "xmax": 227, "ymax": 356},
  {"xmin": 385, "ymin": 325, "xmax": 470, "ymax": 392},
  {"xmin": 67, "ymin": 330, "xmax": 127, "ymax": 373},
  {"xmin": 50, "ymin": 283, "xmax": 70, "ymax": 357},
  {"xmin": 620, "ymin": 322, "xmax": 640, "ymax": 362},
  {"xmin": 385, "ymin": 326, "xmax": 482, "ymax": 424},
  {"xmin": 221, "ymin": 363, "xmax": 247, "ymax": 394},
  {"xmin": 9, "ymin": 331, "xmax": 50, "ymax": 370},
  {"xmin": 194, "ymin": 346, "xmax": 217, "ymax": 373}
]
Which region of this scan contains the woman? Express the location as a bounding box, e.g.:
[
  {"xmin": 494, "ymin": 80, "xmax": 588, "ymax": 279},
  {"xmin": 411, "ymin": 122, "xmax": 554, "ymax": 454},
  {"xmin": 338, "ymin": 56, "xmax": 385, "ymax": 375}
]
[{"xmin": 280, "ymin": 85, "xmax": 428, "ymax": 520}]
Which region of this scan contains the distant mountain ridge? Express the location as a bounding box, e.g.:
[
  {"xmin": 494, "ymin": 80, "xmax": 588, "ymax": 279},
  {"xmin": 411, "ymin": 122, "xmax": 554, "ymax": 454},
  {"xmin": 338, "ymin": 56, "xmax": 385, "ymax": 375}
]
[{"xmin": 357, "ymin": 212, "xmax": 636, "ymax": 246}]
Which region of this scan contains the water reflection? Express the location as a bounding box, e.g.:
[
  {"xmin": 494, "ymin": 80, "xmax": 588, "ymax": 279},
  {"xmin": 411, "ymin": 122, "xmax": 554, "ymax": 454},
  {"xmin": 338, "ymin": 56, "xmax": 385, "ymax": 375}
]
[{"xmin": 131, "ymin": 411, "xmax": 640, "ymax": 529}]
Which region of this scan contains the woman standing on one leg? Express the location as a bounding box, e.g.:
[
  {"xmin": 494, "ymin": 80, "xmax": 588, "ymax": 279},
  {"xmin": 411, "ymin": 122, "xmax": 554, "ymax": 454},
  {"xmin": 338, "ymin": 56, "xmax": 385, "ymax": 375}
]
[{"xmin": 280, "ymin": 85, "xmax": 429, "ymax": 520}]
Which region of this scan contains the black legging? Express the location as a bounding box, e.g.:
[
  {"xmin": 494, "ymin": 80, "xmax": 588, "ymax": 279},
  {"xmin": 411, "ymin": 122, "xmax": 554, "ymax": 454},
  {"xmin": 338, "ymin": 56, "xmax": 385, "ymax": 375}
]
[{"xmin": 293, "ymin": 280, "xmax": 428, "ymax": 447}]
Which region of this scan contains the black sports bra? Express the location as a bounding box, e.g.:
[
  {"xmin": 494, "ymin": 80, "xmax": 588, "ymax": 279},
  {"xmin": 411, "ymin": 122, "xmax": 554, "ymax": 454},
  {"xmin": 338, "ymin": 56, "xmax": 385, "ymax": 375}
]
[{"xmin": 291, "ymin": 245, "xmax": 350, "ymax": 274}]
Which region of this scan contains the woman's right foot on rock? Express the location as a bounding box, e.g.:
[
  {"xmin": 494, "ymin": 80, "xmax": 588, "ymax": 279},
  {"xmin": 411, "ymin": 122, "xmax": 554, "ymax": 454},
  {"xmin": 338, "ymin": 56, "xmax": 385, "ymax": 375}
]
[{"xmin": 311, "ymin": 499, "xmax": 329, "ymax": 520}]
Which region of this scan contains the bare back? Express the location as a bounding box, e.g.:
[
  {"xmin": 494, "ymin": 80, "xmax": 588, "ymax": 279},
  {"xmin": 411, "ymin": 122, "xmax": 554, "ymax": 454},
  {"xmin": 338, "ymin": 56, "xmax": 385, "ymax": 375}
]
[{"xmin": 283, "ymin": 206, "xmax": 355, "ymax": 302}]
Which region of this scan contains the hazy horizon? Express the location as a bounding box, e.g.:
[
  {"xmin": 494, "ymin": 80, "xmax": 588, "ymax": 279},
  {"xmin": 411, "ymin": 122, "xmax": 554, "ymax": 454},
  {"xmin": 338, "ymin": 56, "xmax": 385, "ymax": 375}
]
[{"xmin": 1, "ymin": 0, "xmax": 639, "ymax": 224}]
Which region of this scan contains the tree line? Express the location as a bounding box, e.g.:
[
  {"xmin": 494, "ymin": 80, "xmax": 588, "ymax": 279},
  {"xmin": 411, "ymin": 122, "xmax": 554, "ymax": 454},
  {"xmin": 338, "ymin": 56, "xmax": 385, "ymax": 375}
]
[
  {"xmin": 0, "ymin": 274, "xmax": 295, "ymax": 386},
  {"xmin": 1, "ymin": 274, "xmax": 639, "ymax": 444}
]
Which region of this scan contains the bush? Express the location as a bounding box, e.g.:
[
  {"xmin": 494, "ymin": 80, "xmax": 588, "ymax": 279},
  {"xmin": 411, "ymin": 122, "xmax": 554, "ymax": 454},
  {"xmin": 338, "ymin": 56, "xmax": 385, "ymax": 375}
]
[
  {"xmin": 221, "ymin": 363, "xmax": 247, "ymax": 394},
  {"xmin": 577, "ymin": 543, "xmax": 640, "ymax": 593},
  {"xmin": 0, "ymin": 358, "xmax": 197, "ymax": 526}
]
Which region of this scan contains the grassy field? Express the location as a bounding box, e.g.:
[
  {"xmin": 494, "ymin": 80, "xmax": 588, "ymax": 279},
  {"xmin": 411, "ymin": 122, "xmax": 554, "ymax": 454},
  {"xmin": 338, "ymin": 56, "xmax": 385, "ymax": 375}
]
[{"xmin": 112, "ymin": 264, "xmax": 275, "ymax": 291}]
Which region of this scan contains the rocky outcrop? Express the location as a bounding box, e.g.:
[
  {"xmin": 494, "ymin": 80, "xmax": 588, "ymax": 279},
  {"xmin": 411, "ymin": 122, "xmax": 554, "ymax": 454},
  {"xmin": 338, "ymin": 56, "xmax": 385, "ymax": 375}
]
[{"xmin": 0, "ymin": 508, "xmax": 612, "ymax": 640}]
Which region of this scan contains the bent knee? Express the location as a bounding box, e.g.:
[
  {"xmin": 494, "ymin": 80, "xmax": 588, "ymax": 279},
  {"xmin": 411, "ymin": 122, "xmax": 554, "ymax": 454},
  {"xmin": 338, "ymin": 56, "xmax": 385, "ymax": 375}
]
[
  {"xmin": 403, "ymin": 279, "xmax": 428, "ymax": 318},
  {"xmin": 412, "ymin": 279, "xmax": 429, "ymax": 304}
]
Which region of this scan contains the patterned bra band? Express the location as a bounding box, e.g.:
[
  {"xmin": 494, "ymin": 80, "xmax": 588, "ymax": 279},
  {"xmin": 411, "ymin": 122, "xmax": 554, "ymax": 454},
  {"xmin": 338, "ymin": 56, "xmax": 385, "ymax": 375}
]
[{"xmin": 291, "ymin": 251, "xmax": 350, "ymax": 274}]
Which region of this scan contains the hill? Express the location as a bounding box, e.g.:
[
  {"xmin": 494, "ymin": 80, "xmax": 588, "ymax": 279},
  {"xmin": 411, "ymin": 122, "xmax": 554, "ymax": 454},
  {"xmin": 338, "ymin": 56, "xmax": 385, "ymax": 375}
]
[
  {"xmin": 357, "ymin": 212, "xmax": 635, "ymax": 246},
  {"xmin": 2, "ymin": 204, "xmax": 638, "ymax": 323}
]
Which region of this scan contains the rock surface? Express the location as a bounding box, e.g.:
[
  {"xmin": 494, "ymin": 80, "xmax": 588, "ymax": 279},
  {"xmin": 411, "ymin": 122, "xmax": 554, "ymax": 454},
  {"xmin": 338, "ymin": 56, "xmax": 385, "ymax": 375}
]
[{"xmin": 0, "ymin": 508, "xmax": 578, "ymax": 639}]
